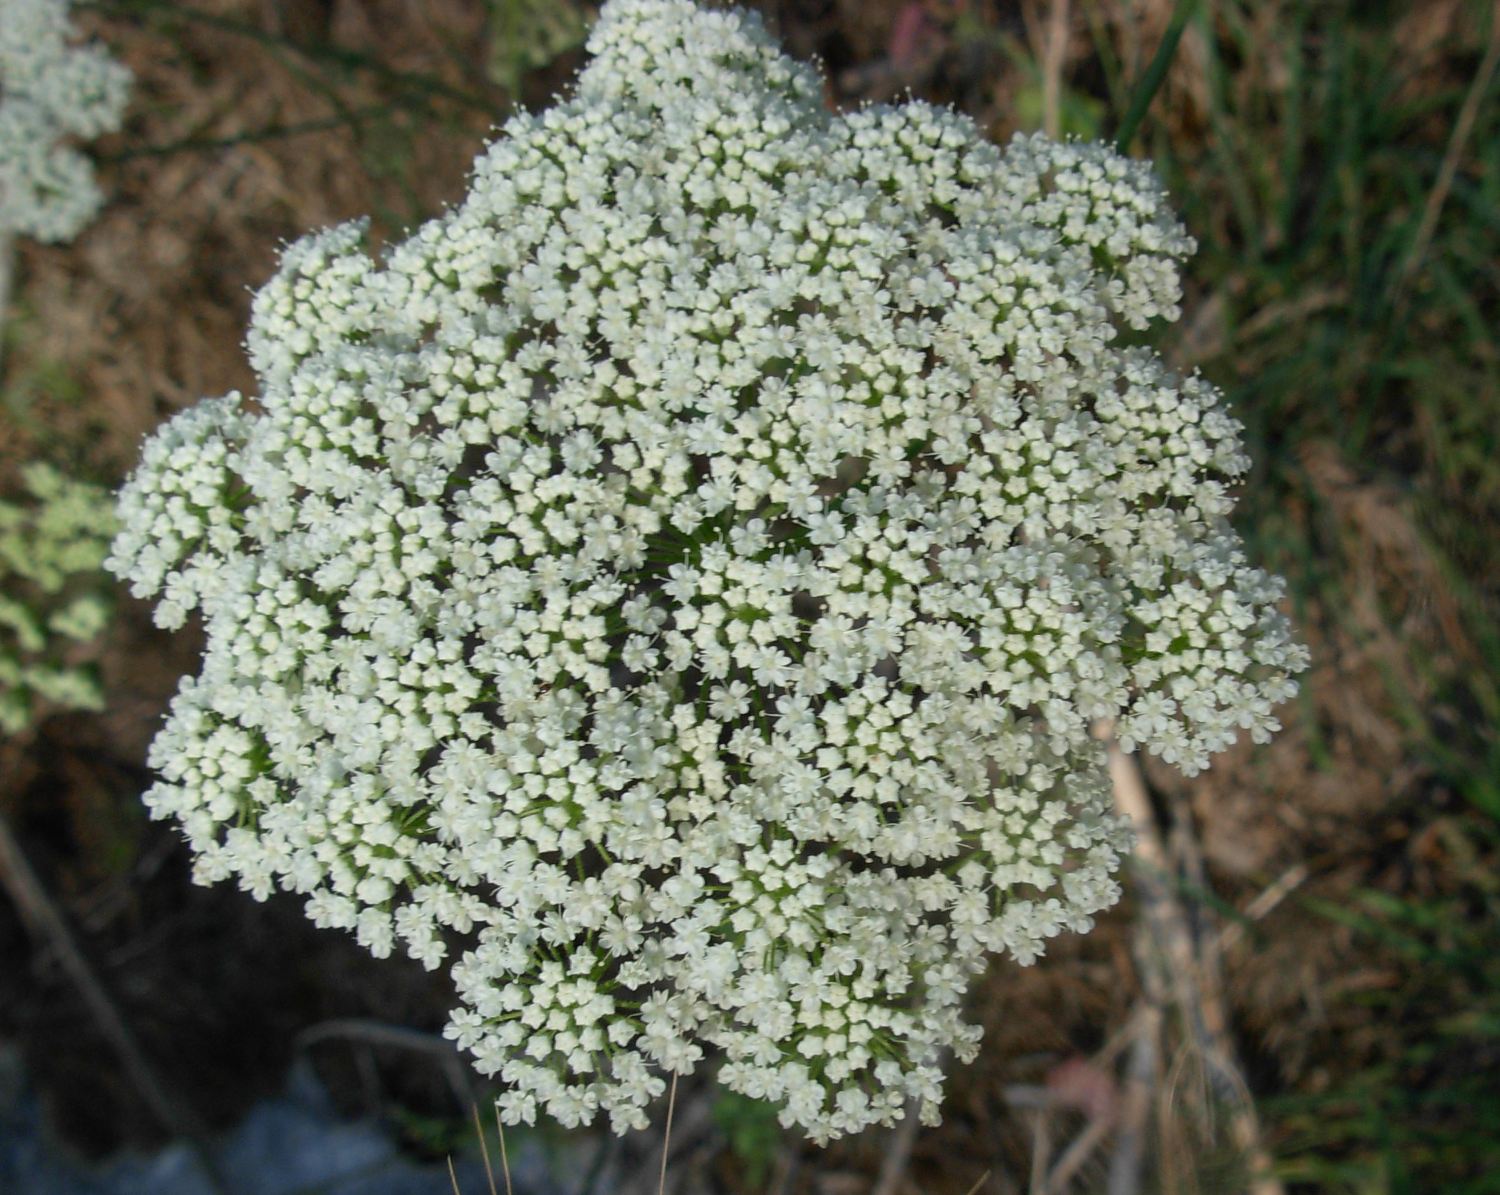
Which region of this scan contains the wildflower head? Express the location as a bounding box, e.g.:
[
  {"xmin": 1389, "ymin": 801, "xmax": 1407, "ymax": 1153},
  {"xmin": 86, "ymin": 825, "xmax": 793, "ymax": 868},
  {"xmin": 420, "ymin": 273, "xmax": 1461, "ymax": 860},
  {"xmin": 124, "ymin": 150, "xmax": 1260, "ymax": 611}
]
[
  {"xmin": 108, "ymin": 0, "xmax": 1307, "ymax": 1141},
  {"xmin": 0, "ymin": 0, "xmax": 131, "ymax": 243},
  {"xmin": 1, "ymin": 462, "xmax": 114, "ymax": 734}
]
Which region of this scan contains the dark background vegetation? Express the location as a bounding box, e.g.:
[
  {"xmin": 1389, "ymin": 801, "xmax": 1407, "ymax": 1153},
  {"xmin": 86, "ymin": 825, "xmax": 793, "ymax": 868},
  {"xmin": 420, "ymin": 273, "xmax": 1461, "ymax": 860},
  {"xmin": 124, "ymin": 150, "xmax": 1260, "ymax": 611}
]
[{"xmin": 1, "ymin": 0, "xmax": 1497, "ymax": 1191}]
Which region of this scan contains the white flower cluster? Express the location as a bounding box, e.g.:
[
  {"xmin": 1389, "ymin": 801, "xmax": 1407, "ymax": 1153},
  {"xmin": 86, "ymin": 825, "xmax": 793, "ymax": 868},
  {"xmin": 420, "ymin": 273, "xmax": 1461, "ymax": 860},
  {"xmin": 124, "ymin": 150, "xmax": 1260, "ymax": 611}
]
[
  {"xmin": 107, "ymin": 0, "xmax": 1307, "ymax": 1142},
  {"xmin": 1, "ymin": 462, "xmax": 114, "ymax": 734},
  {"xmin": 0, "ymin": 0, "xmax": 131, "ymax": 242}
]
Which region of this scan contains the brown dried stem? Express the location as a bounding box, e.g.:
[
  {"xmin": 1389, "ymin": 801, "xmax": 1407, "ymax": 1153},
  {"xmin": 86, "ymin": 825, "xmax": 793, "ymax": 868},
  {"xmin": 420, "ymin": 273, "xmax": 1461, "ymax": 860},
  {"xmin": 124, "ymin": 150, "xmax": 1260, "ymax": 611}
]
[
  {"xmin": 872, "ymin": 1100, "xmax": 922, "ymax": 1195},
  {"xmin": 0, "ymin": 813, "xmax": 229, "ymax": 1192},
  {"xmin": 1101, "ymin": 730, "xmax": 1285, "ymax": 1195}
]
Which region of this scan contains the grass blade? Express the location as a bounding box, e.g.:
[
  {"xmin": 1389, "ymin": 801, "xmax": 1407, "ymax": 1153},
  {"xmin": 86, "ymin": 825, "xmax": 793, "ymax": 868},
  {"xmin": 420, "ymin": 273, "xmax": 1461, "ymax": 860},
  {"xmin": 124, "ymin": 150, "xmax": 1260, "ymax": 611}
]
[{"xmin": 1113, "ymin": 0, "xmax": 1199, "ymax": 153}]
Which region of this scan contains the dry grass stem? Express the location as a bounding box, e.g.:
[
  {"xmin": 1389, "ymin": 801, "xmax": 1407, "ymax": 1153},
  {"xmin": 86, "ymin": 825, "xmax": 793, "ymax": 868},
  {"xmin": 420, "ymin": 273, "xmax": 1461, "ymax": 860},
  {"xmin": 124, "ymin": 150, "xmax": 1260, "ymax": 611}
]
[
  {"xmin": 1218, "ymin": 864, "xmax": 1310, "ymax": 955},
  {"xmin": 472, "ymin": 1104, "xmax": 499, "ymax": 1195},
  {"xmin": 1106, "ymin": 1006, "xmax": 1161, "ymax": 1195},
  {"xmin": 1043, "ymin": 0, "xmax": 1073, "ymax": 138},
  {"xmin": 1028, "ymin": 1108, "xmax": 1053, "ymax": 1194},
  {"xmin": 872, "ymin": 1100, "xmax": 922, "ymax": 1195},
  {"xmin": 495, "ymin": 1103, "xmax": 514, "ymax": 1195},
  {"xmin": 1100, "ymin": 728, "xmax": 1285, "ymax": 1195},
  {"xmin": 1045, "ymin": 1113, "xmax": 1114, "ymax": 1192},
  {"xmin": 0, "ymin": 814, "xmax": 228, "ymax": 1192},
  {"xmin": 297, "ymin": 1017, "xmax": 464, "ymax": 1054},
  {"xmin": 297, "ymin": 1017, "xmax": 473, "ymax": 1109},
  {"xmin": 659, "ymin": 1070, "xmax": 679, "ymax": 1195}
]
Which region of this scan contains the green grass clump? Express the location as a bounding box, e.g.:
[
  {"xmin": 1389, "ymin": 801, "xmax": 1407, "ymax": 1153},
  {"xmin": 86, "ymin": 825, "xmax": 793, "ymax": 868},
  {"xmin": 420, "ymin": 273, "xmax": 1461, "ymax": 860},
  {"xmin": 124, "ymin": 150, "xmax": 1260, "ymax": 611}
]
[
  {"xmin": 486, "ymin": 0, "xmax": 591, "ymax": 97},
  {"xmin": 1271, "ymin": 817, "xmax": 1500, "ymax": 1193},
  {"xmin": 1116, "ymin": 0, "xmax": 1500, "ymax": 1187}
]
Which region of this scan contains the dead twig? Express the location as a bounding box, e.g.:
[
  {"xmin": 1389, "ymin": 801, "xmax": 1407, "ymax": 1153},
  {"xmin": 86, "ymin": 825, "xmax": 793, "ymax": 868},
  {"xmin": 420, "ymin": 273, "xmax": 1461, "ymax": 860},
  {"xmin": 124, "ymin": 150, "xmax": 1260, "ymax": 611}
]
[
  {"xmin": 1100, "ymin": 729, "xmax": 1285, "ymax": 1195},
  {"xmin": 0, "ymin": 814, "xmax": 230, "ymax": 1193},
  {"xmin": 872, "ymin": 1100, "xmax": 922, "ymax": 1195},
  {"xmin": 296, "ymin": 1016, "xmax": 465, "ymax": 1054},
  {"xmin": 1028, "ymin": 1106, "xmax": 1053, "ymax": 1194},
  {"xmin": 494, "ymin": 1102, "xmax": 513, "ymax": 1195},
  {"xmin": 296, "ymin": 1016, "xmax": 474, "ymax": 1112},
  {"xmin": 1217, "ymin": 863, "xmax": 1309, "ymax": 955},
  {"xmin": 1045, "ymin": 1111, "xmax": 1113, "ymax": 1192},
  {"xmin": 1042, "ymin": 0, "xmax": 1073, "ymax": 138},
  {"xmin": 963, "ymin": 1170, "xmax": 995, "ymax": 1195},
  {"xmin": 1106, "ymin": 1005, "xmax": 1161, "ymax": 1195},
  {"xmin": 471, "ymin": 1103, "xmax": 500, "ymax": 1195},
  {"xmin": 658, "ymin": 1070, "xmax": 678, "ymax": 1195},
  {"xmin": 1003, "ymin": 1084, "xmax": 1058, "ymax": 1110}
]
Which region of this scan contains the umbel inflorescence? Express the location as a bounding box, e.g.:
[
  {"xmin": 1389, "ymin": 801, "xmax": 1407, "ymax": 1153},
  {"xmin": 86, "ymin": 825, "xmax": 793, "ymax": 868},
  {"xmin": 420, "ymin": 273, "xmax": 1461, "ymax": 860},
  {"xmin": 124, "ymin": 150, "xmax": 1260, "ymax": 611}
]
[
  {"xmin": 108, "ymin": 0, "xmax": 1308, "ymax": 1141},
  {"xmin": 0, "ymin": 462, "xmax": 114, "ymax": 734},
  {"xmin": 0, "ymin": 0, "xmax": 131, "ymax": 243}
]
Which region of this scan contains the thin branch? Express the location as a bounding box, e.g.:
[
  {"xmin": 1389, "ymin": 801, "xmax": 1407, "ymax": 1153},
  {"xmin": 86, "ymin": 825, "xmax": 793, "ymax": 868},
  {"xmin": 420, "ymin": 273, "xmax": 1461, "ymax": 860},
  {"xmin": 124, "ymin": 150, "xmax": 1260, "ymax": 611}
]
[
  {"xmin": 0, "ymin": 815, "xmax": 230, "ymax": 1193},
  {"xmin": 473, "ymin": 1104, "xmax": 499, "ymax": 1195},
  {"xmin": 1002, "ymin": 1084, "xmax": 1059, "ymax": 1110},
  {"xmin": 1045, "ymin": 1113, "xmax": 1113, "ymax": 1192},
  {"xmin": 1028, "ymin": 1108, "xmax": 1053, "ymax": 1195},
  {"xmin": 1042, "ymin": 0, "xmax": 1073, "ymax": 139},
  {"xmin": 297, "ymin": 1017, "xmax": 464, "ymax": 1055},
  {"xmin": 1106, "ymin": 1007, "xmax": 1160, "ymax": 1195},
  {"xmin": 1217, "ymin": 863, "xmax": 1309, "ymax": 955},
  {"xmin": 658, "ymin": 1071, "xmax": 679, "ymax": 1195},
  {"xmin": 495, "ymin": 1103, "xmax": 514, "ymax": 1195},
  {"xmin": 872, "ymin": 1100, "xmax": 921, "ymax": 1195},
  {"xmin": 1102, "ymin": 734, "xmax": 1284, "ymax": 1195}
]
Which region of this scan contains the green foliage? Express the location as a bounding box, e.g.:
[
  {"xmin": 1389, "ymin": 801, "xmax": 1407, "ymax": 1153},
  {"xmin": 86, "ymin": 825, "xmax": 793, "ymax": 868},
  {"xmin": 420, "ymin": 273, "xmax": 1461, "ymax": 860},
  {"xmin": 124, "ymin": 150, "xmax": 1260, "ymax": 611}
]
[
  {"xmin": 1094, "ymin": 0, "xmax": 1500, "ymax": 1186},
  {"xmin": 486, "ymin": 0, "xmax": 591, "ymax": 96},
  {"xmin": 0, "ymin": 461, "xmax": 116, "ymax": 735},
  {"xmin": 1155, "ymin": 0, "xmax": 1500, "ymax": 607},
  {"xmin": 710, "ymin": 1089, "xmax": 782, "ymax": 1188},
  {"xmin": 1272, "ymin": 818, "xmax": 1500, "ymax": 1193},
  {"xmin": 1010, "ymin": 80, "xmax": 1105, "ymax": 141},
  {"xmin": 1112, "ymin": 0, "xmax": 1197, "ymax": 152}
]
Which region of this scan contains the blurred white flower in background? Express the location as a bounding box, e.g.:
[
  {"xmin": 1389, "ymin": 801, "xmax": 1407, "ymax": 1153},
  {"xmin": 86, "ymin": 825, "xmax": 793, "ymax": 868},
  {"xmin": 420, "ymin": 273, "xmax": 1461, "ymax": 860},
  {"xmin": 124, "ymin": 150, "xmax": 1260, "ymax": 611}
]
[
  {"xmin": 0, "ymin": 462, "xmax": 115, "ymax": 735},
  {"xmin": 108, "ymin": 0, "xmax": 1307, "ymax": 1143},
  {"xmin": 0, "ymin": 0, "xmax": 130, "ymax": 243}
]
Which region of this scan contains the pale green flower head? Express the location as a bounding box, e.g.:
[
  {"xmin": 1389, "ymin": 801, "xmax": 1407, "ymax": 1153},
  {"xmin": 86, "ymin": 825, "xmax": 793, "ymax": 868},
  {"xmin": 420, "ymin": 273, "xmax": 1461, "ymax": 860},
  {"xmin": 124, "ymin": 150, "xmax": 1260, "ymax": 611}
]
[
  {"xmin": 1, "ymin": 462, "xmax": 114, "ymax": 734},
  {"xmin": 0, "ymin": 0, "xmax": 131, "ymax": 242},
  {"xmin": 108, "ymin": 0, "xmax": 1307, "ymax": 1142}
]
